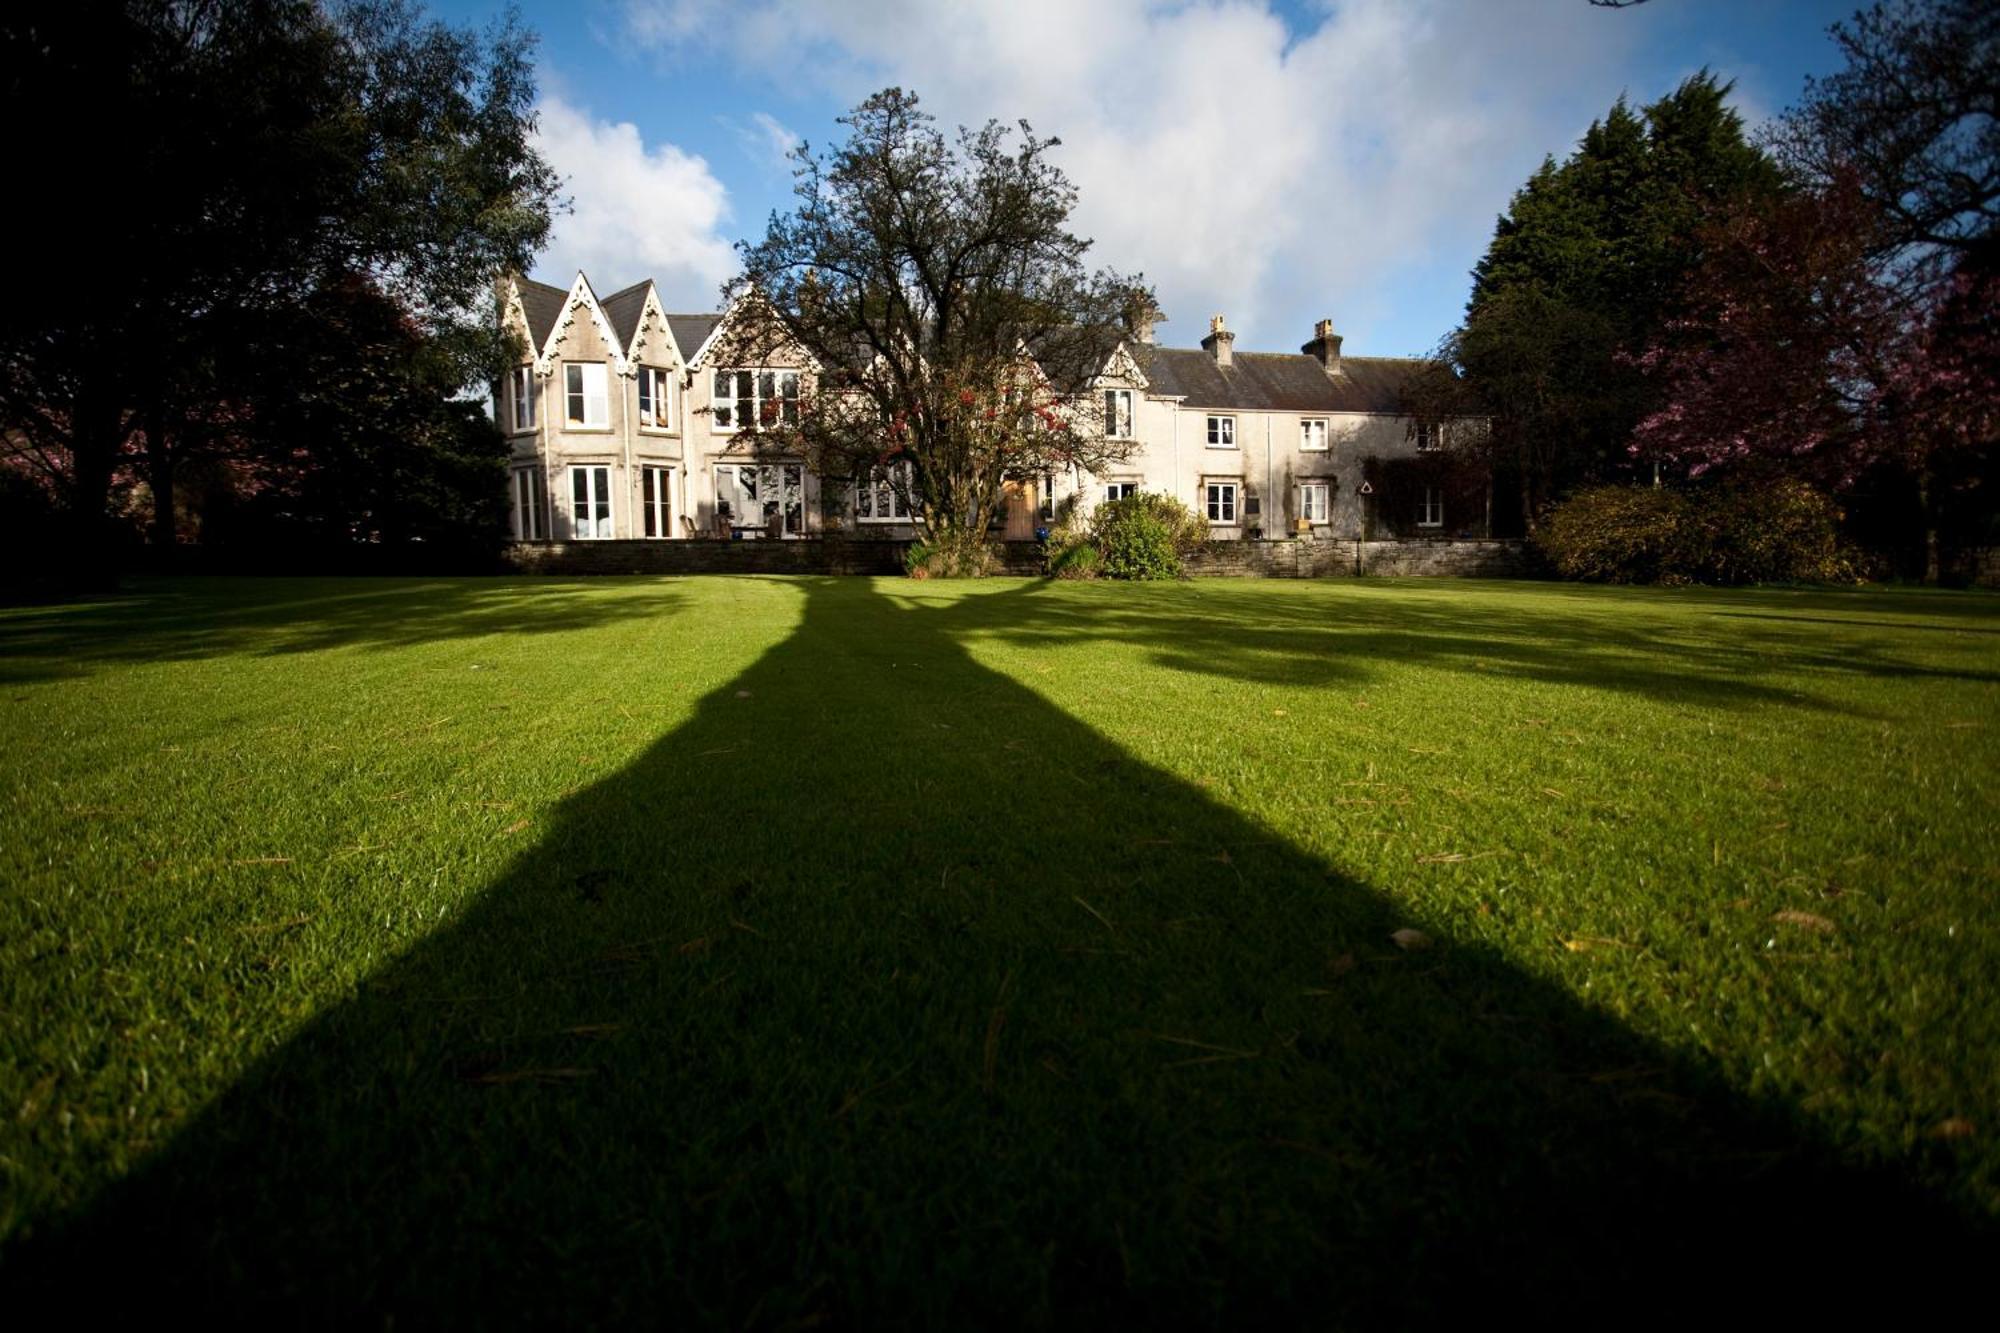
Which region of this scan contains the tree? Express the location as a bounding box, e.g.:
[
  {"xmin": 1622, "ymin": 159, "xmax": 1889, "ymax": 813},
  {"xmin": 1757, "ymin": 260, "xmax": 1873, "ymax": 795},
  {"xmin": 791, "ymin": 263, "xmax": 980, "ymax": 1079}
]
[
  {"xmin": 0, "ymin": 1, "xmax": 558, "ymax": 580},
  {"xmin": 723, "ymin": 89, "xmax": 1151, "ymax": 572},
  {"xmin": 1772, "ymin": 0, "xmax": 1999, "ymax": 297},
  {"xmin": 1444, "ymin": 74, "xmax": 1783, "ymax": 528}
]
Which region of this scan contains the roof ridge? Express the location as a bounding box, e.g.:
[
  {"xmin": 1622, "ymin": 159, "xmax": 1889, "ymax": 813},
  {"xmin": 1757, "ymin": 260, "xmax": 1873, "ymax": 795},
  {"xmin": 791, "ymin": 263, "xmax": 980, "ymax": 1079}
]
[{"xmin": 600, "ymin": 279, "xmax": 652, "ymax": 303}]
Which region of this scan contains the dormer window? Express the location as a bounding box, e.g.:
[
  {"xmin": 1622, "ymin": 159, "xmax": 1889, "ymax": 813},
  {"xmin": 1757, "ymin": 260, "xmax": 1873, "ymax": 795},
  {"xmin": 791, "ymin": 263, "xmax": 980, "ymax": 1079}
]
[
  {"xmin": 564, "ymin": 362, "xmax": 609, "ymax": 429},
  {"xmin": 1206, "ymin": 415, "xmax": 1236, "ymax": 449},
  {"xmin": 1103, "ymin": 389, "xmax": 1133, "ymax": 439},
  {"xmin": 638, "ymin": 366, "xmax": 673, "ymax": 430},
  {"xmin": 509, "ymin": 366, "xmax": 537, "ymax": 432}
]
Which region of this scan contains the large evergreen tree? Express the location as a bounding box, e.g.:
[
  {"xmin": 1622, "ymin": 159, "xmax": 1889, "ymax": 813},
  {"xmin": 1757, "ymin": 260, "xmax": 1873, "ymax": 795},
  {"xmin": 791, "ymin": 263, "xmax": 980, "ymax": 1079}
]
[{"xmin": 1441, "ymin": 73, "xmax": 1782, "ymax": 528}]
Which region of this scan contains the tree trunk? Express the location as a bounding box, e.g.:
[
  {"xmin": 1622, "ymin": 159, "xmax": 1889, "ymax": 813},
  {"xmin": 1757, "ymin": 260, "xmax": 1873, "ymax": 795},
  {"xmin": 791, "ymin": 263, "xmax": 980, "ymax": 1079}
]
[
  {"xmin": 146, "ymin": 406, "xmax": 176, "ymax": 556},
  {"xmin": 64, "ymin": 378, "xmax": 126, "ymax": 590},
  {"xmin": 1917, "ymin": 470, "xmax": 1941, "ymax": 586}
]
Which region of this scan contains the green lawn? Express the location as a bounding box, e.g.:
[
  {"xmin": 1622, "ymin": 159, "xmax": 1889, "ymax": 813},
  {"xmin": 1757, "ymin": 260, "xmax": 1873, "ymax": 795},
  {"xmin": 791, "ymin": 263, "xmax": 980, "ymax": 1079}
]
[{"xmin": 2, "ymin": 574, "xmax": 1996, "ymax": 1322}]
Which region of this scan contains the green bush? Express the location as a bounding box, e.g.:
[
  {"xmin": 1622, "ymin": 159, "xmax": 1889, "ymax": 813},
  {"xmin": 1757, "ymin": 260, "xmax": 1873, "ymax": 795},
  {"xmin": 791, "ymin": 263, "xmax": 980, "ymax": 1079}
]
[
  {"xmin": 904, "ymin": 530, "xmax": 994, "ymax": 579},
  {"xmin": 1049, "ymin": 542, "xmax": 1102, "ymax": 580},
  {"xmin": 1537, "ymin": 481, "xmax": 1854, "ymax": 585},
  {"xmin": 1089, "ymin": 492, "xmax": 1209, "ymax": 581}
]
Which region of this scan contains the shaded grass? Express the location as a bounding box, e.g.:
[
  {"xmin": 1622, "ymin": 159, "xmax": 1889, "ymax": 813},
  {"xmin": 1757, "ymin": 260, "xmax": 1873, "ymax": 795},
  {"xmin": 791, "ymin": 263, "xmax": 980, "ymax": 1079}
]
[{"xmin": 1, "ymin": 574, "xmax": 1996, "ymax": 1323}]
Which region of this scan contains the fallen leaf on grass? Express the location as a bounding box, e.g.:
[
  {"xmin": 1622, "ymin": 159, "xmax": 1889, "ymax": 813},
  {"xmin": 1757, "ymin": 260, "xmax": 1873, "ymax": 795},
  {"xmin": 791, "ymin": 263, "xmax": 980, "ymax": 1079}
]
[
  {"xmin": 500, "ymin": 818, "xmax": 531, "ymax": 836},
  {"xmin": 1772, "ymin": 909, "xmax": 1836, "ymax": 934},
  {"xmin": 1390, "ymin": 928, "xmax": 1433, "ymax": 952},
  {"xmin": 1929, "ymin": 1117, "xmax": 1977, "ymax": 1140}
]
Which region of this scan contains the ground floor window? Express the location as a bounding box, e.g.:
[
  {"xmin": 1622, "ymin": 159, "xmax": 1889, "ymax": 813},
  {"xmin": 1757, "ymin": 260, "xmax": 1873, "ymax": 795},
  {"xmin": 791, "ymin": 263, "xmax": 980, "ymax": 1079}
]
[
  {"xmin": 1105, "ymin": 480, "xmax": 1139, "ymax": 503},
  {"xmin": 641, "ymin": 465, "xmax": 673, "ymax": 538},
  {"xmin": 1418, "ymin": 486, "xmax": 1443, "ymax": 528},
  {"xmin": 511, "ymin": 466, "xmax": 545, "ymax": 540},
  {"xmin": 1301, "ymin": 482, "xmax": 1329, "ymax": 524},
  {"xmin": 855, "ymin": 462, "xmax": 914, "ymax": 522},
  {"xmin": 1206, "ymin": 480, "xmax": 1238, "ymax": 524},
  {"xmin": 716, "ymin": 462, "xmax": 805, "ymax": 536},
  {"xmin": 568, "ymin": 466, "xmax": 613, "ymax": 539},
  {"xmin": 1039, "ymin": 473, "xmax": 1055, "ymax": 521}
]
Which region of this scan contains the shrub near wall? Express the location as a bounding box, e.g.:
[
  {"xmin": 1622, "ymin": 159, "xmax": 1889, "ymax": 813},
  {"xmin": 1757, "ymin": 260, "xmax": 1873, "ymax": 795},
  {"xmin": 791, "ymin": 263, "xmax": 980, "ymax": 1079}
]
[
  {"xmin": 1537, "ymin": 480, "xmax": 1854, "ymax": 585},
  {"xmin": 1068, "ymin": 492, "xmax": 1210, "ymax": 580}
]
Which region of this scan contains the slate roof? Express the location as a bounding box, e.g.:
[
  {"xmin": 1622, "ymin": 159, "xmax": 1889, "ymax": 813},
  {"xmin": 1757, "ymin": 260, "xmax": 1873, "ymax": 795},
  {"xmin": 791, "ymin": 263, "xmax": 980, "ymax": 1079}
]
[
  {"xmin": 599, "ymin": 280, "xmax": 651, "ymax": 351},
  {"xmin": 667, "ymin": 314, "xmax": 723, "ymax": 362},
  {"xmin": 1136, "ymin": 347, "xmax": 1426, "ymax": 414},
  {"xmin": 515, "ymin": 277, "xmax": 570, "ymax": 351}
]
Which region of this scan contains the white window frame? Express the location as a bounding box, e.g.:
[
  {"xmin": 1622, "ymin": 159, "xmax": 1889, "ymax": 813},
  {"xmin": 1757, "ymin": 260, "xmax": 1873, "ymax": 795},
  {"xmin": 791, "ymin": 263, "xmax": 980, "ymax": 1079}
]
[
  {"xmin": 637, "ymin": 366, "xmax": 674, "ymax": 432},
  {"xmin": 641, "ymin": 465, "xmax": 673, "ymax": 539},
  {"xmin": 714, "ymin": 462, "xmax": 806, "ymax": 537},
  {"xmin": 1104, "ymin": 481, "xmax": 1139, "ymax": 503},
  {"xmin": 712, "ymin": 368, "xmax": 801, "ymax": 432},
  {"xmin": 1038, "ymin": 473, "xmax": 1055, "ymax": 522},
  {"xmin": 1301, "ymin": 481, "xmax": 1329, "ymax": 524},
  {"xmin": 564, "ymin": 362, "xmax": 610, "ymax": 430},
  {"xmin": 1418, "ymin": 486, "xmax": 1444, "ymax": 528},
  {"xmin": 1206, "ymin": 415, "xmax": 1237, "ymax": 449},
  {"xmin": 1300, "ymin": 417, "xmax": 1328, "ymax": 452},
  {"xmin": 1104, "ymin": 389, "xmax": 1134, "ymax": 439},
  {"xmin": 1416, "ymin": 421, "xmax": 1444, "ymax": 453},
  {"xmin": 855, "ymin": 462, "xmax": 915, "ymax": 523},
  {"xmin": 1205, "ymin": 480, "xmax": 1239, "ymax": 525},
  {"xmin": 509, "ymin": 366, "xmax": 536, "ymax": 433},
  {"xmin": 567, "ymin": 465, "xmax": 613, "ymax": 539},
  {"xmin": 510, "ymin": 466, "xmax": 544, "ymax": 540}
]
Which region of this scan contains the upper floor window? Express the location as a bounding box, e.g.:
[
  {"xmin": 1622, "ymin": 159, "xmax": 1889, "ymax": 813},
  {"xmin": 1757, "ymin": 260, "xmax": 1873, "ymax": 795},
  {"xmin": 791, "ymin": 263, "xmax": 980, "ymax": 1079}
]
[
  {"xmin": 856, "ymin": 462, "xmax": 915, "ymax": 522},
  {"xmin": 713, "ymin": 369, "xmax": 800, "ymax": 431},
  {"xmin": 638, "ymin": 366, "xmax": 674, "ymax": 430},
  {"xmin": 1104, "ymin": 389, "xmax": 1134, "ymax": 439},
  {"xmin": 1206, "ymin": 415, "xmax": 1236, "ymax": 449},
  {"xmin": 1416, "ymin": 421, "xmax": 1444, "ymax": 452},
  {"xmin": 1418, "ymin": 486, "xmax": 1443, "ymax": 527},
  {"xmin": 510, "ymin": 366, "xmax": 536, "ymax": 432},
  {"xmin": 564, "ymin": 362, "xmax": 609, "ymax": 429},
  {"xmin": 1301, "ymin": 418, "xmax": 1328, "ymax": 451}
]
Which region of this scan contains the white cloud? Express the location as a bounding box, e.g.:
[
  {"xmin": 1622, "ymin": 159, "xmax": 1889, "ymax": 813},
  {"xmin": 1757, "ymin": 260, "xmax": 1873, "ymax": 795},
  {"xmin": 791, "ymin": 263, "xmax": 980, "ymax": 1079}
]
[
  {"xmin": 530, "ymin": 89, "xmax": 738, "ymax": 309},
  {"xmin": 731, "ymin": 110, "xmax": 802, "ymax": 175},
  {"xmin": 618, "ymin": 0, "xmax": 1651, "ymax": 352}
]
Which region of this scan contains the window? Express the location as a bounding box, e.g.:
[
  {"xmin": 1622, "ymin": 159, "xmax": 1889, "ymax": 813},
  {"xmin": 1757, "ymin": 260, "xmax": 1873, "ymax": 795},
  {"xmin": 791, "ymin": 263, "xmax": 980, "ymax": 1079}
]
[
  {"xmin": 1105, "ymin": 481, "xmax": 1139, "ymax": 503},
  {"xmin": 712, "ymin": 368, "xmax": 800, "ymax": 431},
  {"xmin": 568, "ymin": 465, "xmax": 612, "ymax": 538},
  {"xmin": 855, "ymin": 462, "xmax": 914, "ymax": 522},
  {"xmin": 1206, "ymin": 481, "xmax": 1238, "ymax": 524},
  {"xmin": 1301, "ymin": 418, "xmax": 1328, "ymax": 451},
  {"xmin": 1103, "ymin": 389, "xmax": 1134, "ymax": 439},
  {"xmin": 1416, "ymin": 421, "xmax": 1444, "ymax": 452},
  {"xmin": 564, "ymin": 362, "xmax": 609, "ymax": 429},
  {"xmin": 637, "ymin": 366, "xmax": 673, "ymax": 430},
  {"xmin": 510, "ymin": 467, "xmax": 544, "ymax": 540},
  {"xmin": 1301, "ymin": 481, "xmax": 1329, "ymax": 524},
  {"xmin": 1418, "ymin": 486, "xmax": 1443, "ymax": 528},
  {"xmin": 509, "ymin": 366, "xmax": 536, "ymax": 432},
  {"xmin": 1038, "ymin": 473, "xmax": 1055, "ymax": 522},
  {"xmin": 715, "ymin": 462, "xmax": 805, "ymax": 536},
  {"xmin": 1206, "ymin": 415, "xmax": 1236, "ymax": 448},
  {"xmin": 641, "ymin": 465, "xmax": 672, "ymax": 538}
]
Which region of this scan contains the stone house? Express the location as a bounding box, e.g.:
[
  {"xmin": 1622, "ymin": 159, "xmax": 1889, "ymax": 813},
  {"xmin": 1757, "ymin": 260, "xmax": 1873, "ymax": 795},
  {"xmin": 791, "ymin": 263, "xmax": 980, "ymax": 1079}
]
[{"xmin": 498, "ymin": 273, "xmax": 1482, "ymax": 544}]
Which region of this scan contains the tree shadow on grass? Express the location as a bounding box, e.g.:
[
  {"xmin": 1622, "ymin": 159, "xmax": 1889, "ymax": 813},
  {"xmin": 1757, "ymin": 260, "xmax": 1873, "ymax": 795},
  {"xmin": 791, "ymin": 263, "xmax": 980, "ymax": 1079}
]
[
  {"xmin": 5, "ymin": 578, "xmax": 1985, "ymax": 1325},
  {"xmin": 0, "ymin": 576, "xmax": 685, "ymax": 685}
]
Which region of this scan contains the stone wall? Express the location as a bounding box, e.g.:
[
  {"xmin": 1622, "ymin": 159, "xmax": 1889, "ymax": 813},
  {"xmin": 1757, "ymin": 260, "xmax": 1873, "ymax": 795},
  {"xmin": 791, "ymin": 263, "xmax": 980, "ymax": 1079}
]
[
  {"xmin": 1186, "ymin": 538, "xmax": 1529, "ymax": 578},
  {"xmin": 500, "ymin": 536, "xmax": 1529, "ymax": 579}
]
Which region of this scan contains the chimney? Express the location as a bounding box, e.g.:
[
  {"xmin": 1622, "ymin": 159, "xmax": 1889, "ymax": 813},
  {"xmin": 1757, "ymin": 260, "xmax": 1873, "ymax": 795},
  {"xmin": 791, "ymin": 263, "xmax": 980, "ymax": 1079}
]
[
  {"xmin": 1121, "ymin": 297, "xmax": 1161, "ymax": 345},
  {"xmin": 1303, "ymin": 317, "xmax": 1343, "ymax": 374},
  {"xmin": 1202, "ymin": 313, "xmax": 1235, "ymax": 369}
]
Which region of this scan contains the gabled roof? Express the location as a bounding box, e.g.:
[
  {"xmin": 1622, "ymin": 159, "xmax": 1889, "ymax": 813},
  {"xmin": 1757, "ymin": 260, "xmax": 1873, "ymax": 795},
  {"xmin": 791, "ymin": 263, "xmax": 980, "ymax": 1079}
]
[
  {"xmin": 1138, "ymin": 347, "xmax": 1426, "ymax": 414},
  {"xmin": 599, "ymin": 280, "xmax": 652, "ymax": 352},
  {"xmin": 515, "ymin": 277, "xmax": 570, "ymax": 350},
  {"xmin": 667, "ymin": 314, "xmax": 724, "ymax": 362}
]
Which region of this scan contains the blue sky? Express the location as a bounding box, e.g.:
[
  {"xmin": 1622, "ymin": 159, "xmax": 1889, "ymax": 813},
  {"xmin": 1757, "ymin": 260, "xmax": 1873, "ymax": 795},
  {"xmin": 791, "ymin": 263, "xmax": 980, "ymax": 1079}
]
[{"xmin": 431, "ymin": 0, "xmax": 1858, "ymax": 357}]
